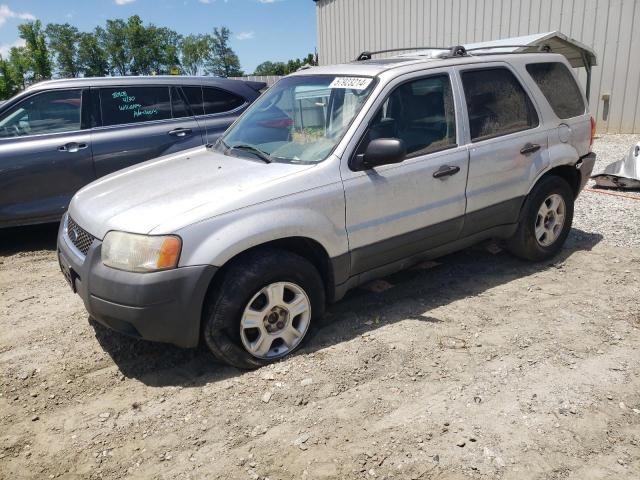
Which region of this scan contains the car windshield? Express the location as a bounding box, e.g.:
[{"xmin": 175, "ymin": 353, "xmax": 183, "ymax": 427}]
[{"xmin": 219, "ymin": 75, "xmax": 376, "ymax": 163}]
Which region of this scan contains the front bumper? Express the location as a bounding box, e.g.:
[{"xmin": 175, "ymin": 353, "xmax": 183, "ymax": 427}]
[{"xmin": 57, "ymin": 218, "xmax": 217, "ymax": 348}]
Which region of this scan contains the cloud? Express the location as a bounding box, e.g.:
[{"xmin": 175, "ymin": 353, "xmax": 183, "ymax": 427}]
[
  {"xmin": 0, "ymin": 4, "xmax": 36, "ymax": 27},
  {"xmin": 114, "ymin": 0, "xmax": 135, "ymax": 5},
  {"xmin": 258, "ymin": 0, "xmax": 282, "ymax": 3},
  {"xmin": 236, "ymin": 31, "xmax": 255, "ymax": 40},
  {"xmin": 0, "ymin": 38, "xmax": 25, "ymax": 57},
  {"xmin": 199, "ymin": 0, "xmax": 212, "ymax": 3}
]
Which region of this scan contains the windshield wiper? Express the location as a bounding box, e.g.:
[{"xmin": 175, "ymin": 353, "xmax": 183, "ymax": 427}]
[{"xmin": 227, "ymin": 143, "xmax": 273, "ymax": 164}]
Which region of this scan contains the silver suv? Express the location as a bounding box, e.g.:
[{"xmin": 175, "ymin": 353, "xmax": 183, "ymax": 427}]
[{"xmin": 58, "ymin": 49, "xmax": 596, "ymax": 369}]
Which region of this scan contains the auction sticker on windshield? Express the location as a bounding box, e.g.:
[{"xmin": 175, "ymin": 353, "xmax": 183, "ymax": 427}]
[{"xmin": 329, "ymin": 77, "xmax": 373, "ymax": 90}]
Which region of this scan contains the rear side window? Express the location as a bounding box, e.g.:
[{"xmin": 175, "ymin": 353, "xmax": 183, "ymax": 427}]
[
  {"xmin": 526, "ymin": 62, "xmax": 585, "ymax": 119},
  {"xmin": 100, "ymin": 87, "xmax": 172, "ymax": 127},
  {"xmin": 461, "ymin": 67, "xmax": 538, "ymax": 141},
  {"xmin": 202, "ymin": 87, "xmax": 244, "ymax": 115},
  {"xmin": 182, "ymin": 86, "xmax": 204, "ymax": 116}
]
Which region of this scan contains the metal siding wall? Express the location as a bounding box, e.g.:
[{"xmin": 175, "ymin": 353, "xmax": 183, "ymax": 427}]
[{"xmin": 315, "ymin": 0, "xmax": 639, "ymax": 132}]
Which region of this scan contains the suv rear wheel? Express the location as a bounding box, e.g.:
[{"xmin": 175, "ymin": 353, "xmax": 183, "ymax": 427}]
[
  {"xmin": 203, "ymin": 248, "xmax": 325, "ymax": 369},
  {"xmin": 507, "ymin": 175, "xmax": 574, "ymax": 261}
]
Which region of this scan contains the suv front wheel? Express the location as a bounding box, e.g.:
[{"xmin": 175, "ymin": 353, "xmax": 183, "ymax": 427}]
[
  {"xmin": 203, "ymin": 248, "xmax": 325, "ymax": 369},
  {"xmin": 507, "ymin": 175, "xmax": 574, "ymax": 261}
]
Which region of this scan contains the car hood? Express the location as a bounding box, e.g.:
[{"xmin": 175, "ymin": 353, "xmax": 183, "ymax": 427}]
[{"xmin": 69, "ymin": 146, "xmax": 316, "ymax": 239}]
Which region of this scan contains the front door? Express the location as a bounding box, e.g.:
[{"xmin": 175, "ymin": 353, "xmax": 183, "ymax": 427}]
[
  {"xmin": 341, "ymin": 71, "xmax": 469, "ymax": 276},
  {"xmin": 0, "ymin": 88, "xmax": 93, "ymax": 225}
]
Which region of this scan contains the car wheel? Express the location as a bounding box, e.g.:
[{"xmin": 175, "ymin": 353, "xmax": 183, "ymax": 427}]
[
  {"xmin": 507, "ymin": 175, "xmax": 574, "ymax": 261},
  {"xmin": 203, "ymin": 248, "xmax": 325, "ymax": 369}
]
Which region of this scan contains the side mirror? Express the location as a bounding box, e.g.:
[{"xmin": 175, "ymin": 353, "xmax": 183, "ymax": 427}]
[{"xmin": 350, "ymin": 138, "xmax": 406, "ymax": 171}]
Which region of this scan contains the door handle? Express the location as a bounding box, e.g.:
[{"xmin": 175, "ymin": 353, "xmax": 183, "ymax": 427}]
[
  {"xmin": 58, "ymin": 142, "xmax": 88, "ymax": 153},
  {"xmin": 168, "ymin": 128, "xmax": 192, "ymax": 137},
  {"xmin": 520, "ymin": 143, "xmax": 541, "ymax": 155},
  {"xmin": 433, "ymin": 165, "xmax": 461, "ymax": 179}
]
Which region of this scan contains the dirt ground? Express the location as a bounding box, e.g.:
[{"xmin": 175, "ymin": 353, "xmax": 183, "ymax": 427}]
[{"xmin": 1, "ymin": 139, "xmax": 640, "ymax": 479}]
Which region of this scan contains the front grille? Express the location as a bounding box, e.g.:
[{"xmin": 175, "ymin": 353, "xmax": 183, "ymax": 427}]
[{"xmin": 66, "ymin": 216, "xmax": 95, "ymax": 256}]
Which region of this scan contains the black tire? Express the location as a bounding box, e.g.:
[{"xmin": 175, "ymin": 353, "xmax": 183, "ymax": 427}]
[
  {"xmin": 507, "ymin": 175, "xmax": 574, "ymax": 261},
  {"xmin": 203, "ymin": 248, "xmax": 325, "ymax": 369}
]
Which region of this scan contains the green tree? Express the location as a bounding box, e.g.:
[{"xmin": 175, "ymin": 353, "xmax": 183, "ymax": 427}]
[
  {"xmin": 0, "ymin": 55, "xmax": 20, "ymax": 99},
  {"xmin": 9, "ymin": 46, "xmax": 29, "ymax": 89},
  {"xmin": 103, "ymin": 19, "xmax": 130, "ymax": 76},
  {"xmin": 45, "ymin": 23, "xmax": 81, "ymax": 78},
  {"xmin": 206, "ymin": 27, "xmax": 243, "ymax": 77},
  {"xmin": 123, "ymin": 17, "xmax": 181, "ymax": 75},
  {"xmin": 18, "ymin": 20, "xmax": 52, "ymax": 81},
  {"xmin": 78, "ymin": 28, "xmax": 109, "ymax": 77},
  {"xmin": 180, "ymin": 34, "xmax": 210, "ymax": 76},
  {"xmin": 253, "ymin": 60, "xmax": 286, "ymax": 76},
  {"xmin": 252, "ymin": 53, "xmax": 317, "ymax": 75},
  {"xmin": 148, "ymin": 26, "xmax": 181, "ymax": 75},
  {"xmin": 126, "ymin": 15, "xmax": 150, "ymax": 75}
]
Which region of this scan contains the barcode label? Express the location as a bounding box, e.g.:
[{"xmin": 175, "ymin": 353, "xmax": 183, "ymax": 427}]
[{"xmin": 328, "ymin": 77, "xmax": 373, "ymax": 90}]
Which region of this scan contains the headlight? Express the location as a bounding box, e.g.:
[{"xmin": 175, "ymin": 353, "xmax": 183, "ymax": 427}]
[{"xmin": 102, "ymin": 231, "xmax": 182, "ymax": 272}]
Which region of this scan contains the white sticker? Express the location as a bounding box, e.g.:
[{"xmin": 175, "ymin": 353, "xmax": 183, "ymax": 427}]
[{"xmin": 328, "ymin": 77, "xmax": 373, "ymax": 90}]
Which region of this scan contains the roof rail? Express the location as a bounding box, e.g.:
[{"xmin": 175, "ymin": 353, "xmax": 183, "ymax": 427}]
[
  {"xmin": 355, "ymin": 43, "xmax": 552, "ymax": 61},
  {"xmin": 355, "ymin": 45, "xmax": 466, "ymax": 61}
]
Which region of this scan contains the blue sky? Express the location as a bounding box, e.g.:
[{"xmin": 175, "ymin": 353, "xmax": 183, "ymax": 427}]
[{"xmin": 0, "ymin": 0, "xmax": 317, "ymax": 73}]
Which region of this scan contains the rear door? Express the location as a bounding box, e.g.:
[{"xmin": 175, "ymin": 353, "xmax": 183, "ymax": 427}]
[
  {"xmin": 456, "ymin": 64, "xmax": 548, "ymax": 236},
  {"xmin": 182, "ymin": 85, "xmax": 247, "ymax": 144},
  {"xmin": 0, "ymin": 88, "xmax": 93, "ymax": 225},
  {"xmin": 91, "ymin": 85, "xmax": 205, "ymax": 178}
]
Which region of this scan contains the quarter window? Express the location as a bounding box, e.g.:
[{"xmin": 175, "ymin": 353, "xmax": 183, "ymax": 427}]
[
  {"xmin": 526, "ymin": 62, "xmax": 585, "ymax": 119},
  {"xmin": 0, "ymin": 89, "xmax": 82, "ymax": 139},
  {"xmin": 461, "ymin": 67, "xmax": 538, "ymax": 141},
  {"xmin": 99, "ymin": 87, "xmax": 172, "ymax": 127},
  {"xmin": 362, "ymin": 74, "xmax": 457, "ymax": 158},
  {"xmin": 202, "ymin": 87, "xmax": 244, "ymax": 115}
]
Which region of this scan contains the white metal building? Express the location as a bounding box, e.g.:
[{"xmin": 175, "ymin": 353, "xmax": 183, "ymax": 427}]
[{"xmin": 314, "ymin": 0, "xmax": 640, "ymax": 134}]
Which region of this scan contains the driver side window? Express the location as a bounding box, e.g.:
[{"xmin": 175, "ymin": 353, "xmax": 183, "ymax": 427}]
[
  {"xmin": 360, "ymin": 74, "xmax": 457, "ymax": 159},
  {"xmin": 0, "ymin": 89, "xmax": 82, "ymax": 139}
]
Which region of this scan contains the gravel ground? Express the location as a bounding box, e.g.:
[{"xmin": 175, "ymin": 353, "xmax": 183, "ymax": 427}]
[
  {"xmin": 1, "ymin": 135, "xmax": 639, "ymax": 480},
  {"xmin": 572, "ymin": 134, "xmax": 640, "ymax": 248}
]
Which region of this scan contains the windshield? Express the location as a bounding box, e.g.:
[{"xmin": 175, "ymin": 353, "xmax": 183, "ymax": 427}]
[{"xmin": 220, "ymin": 75, "xmax": 376, "ymax": 163}]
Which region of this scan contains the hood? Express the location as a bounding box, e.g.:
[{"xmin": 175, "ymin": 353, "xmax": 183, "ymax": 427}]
[{"xmin": 69, "ymin": 146, "xmax": 316, "ymax": 239}]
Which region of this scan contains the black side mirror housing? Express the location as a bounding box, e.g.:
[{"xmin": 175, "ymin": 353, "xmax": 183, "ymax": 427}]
[{"xmin": 350, "ymin": 138, "xmax": 406, "ymax": 171}]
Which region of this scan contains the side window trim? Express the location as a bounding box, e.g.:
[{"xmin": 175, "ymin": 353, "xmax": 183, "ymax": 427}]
[
  {"xmin": 351, "ymin": 70, "xmax": 459, "ymax": 166},
  {"xmin": 457, "ymin": 63, "xmax": 541, "ymax": 144},
  {"xmin": 0, "ymin": 88, "xmax": 84, "ymax": 140}
]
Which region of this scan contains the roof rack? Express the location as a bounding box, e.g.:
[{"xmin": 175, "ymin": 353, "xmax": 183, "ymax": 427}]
[
  {"xmin": 355, "ymin": 45, "xmax": 466, "ymax": 61},
  {"xmin": 355, "ymin": 43, "xmax": 552, "ymax": 61}
]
